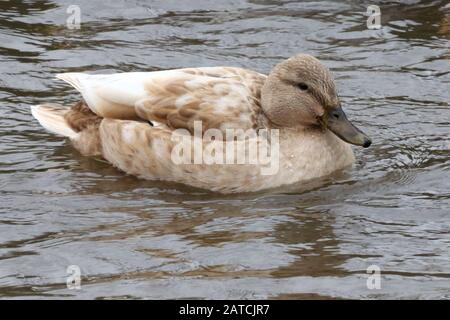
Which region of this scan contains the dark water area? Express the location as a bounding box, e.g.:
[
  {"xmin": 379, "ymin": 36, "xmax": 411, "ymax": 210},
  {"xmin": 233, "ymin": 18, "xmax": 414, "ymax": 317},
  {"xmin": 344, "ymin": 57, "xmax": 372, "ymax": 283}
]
[{"xmin": 0, "ymin": 0, "xmax": 449, "ymax": 299}]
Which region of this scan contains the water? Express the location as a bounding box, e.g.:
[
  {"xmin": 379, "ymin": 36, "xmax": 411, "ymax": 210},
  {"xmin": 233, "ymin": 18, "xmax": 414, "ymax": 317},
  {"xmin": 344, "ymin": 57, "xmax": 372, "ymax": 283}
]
[{"xmin": 0, "ymin": 0, "xmax": 449, "ymax": 299}]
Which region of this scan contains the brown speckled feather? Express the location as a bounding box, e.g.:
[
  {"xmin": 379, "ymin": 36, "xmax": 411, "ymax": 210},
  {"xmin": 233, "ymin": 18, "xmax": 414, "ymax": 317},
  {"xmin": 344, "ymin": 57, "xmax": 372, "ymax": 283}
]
[
  {"xmin": 57, "ymin": 67, "xmax": 267, "ymax": 135},
  {"xmin": 64, "ymin": 101, "xmax": 102, "ymax": 132}
]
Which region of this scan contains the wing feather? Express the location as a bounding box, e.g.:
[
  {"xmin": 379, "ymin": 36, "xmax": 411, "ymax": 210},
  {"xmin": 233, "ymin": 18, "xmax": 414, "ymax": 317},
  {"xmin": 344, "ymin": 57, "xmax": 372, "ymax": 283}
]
[{"xmin": 57, "ymin": 67, "xmax": 267, "ymax": 132}]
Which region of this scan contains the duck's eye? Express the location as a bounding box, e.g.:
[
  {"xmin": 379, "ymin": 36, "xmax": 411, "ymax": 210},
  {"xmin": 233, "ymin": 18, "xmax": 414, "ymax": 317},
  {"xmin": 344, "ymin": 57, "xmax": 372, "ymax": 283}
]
[
  {"xmin": 331, "ymin": 111, "xmax": 340, "ymax": 119},
  {"xmin": 297, "ymin": 83, "xmax": 308, "ymax": 91}
]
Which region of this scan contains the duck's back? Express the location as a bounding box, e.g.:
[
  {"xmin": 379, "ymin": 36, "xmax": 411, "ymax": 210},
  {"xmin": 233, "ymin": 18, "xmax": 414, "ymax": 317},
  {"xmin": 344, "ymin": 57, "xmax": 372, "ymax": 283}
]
[{"xmin": 57, "ymin": 67, "xmax": 267, "ymax": 135}]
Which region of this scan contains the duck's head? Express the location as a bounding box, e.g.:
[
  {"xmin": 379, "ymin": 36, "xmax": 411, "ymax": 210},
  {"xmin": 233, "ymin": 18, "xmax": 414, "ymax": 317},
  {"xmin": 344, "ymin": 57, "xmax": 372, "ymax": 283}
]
[{"xmin": 261, "ymin": 54, "xmax": 371, "ymax": 148}]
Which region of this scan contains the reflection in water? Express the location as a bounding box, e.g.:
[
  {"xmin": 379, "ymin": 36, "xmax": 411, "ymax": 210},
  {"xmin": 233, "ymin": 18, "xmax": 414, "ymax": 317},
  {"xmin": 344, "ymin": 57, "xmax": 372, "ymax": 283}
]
[{"xmin": 0, "ymin": 0, "xmax": 449, "ymax": 299}]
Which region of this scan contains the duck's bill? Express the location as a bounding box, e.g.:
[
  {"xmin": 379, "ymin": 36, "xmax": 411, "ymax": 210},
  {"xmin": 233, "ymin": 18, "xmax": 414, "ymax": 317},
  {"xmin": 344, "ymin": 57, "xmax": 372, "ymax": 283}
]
[{"xmin": 325, "ymin": 107, "xmax": 372, "ymax": 148}]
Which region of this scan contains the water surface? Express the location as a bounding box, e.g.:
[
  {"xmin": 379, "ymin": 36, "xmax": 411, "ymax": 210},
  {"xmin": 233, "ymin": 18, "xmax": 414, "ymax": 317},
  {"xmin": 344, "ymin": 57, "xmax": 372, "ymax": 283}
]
[{"xmin": 0, "ymin": 0, "xmax": 449, "ymax": 299}]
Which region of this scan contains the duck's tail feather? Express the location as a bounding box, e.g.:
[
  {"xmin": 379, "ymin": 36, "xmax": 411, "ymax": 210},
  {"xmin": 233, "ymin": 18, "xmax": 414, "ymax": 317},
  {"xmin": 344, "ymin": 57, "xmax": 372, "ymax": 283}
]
[{"xmin": 30, "ymin": 104, "xmax": 78, "ymax": 139}]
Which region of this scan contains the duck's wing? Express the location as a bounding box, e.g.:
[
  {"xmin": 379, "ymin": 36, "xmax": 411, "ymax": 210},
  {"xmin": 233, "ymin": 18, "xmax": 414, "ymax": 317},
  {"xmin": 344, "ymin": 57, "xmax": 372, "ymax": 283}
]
[{"xmin": 57, "ymin": 67, "xmax": 267, "ymax": 133}]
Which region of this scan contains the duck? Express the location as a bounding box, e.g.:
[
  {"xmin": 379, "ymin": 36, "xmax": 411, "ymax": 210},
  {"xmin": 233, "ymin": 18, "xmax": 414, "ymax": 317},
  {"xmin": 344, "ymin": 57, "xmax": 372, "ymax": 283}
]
[{"xmin": 31, "ymin": 53, "xmax": 371, "ymax": 193}]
